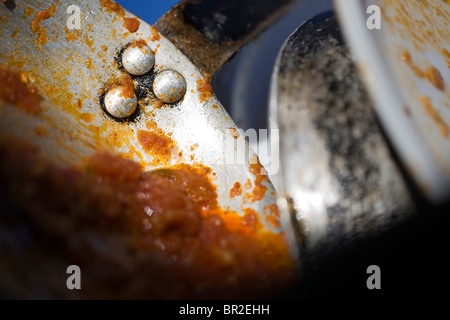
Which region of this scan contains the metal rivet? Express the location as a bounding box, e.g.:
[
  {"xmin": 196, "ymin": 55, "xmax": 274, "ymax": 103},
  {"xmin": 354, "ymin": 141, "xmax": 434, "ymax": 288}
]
[
  {"xmin": 104, "ymin": 86, "xmax": 137, "ymax": 118},
  {"xmin": 122, "ymin": 44, "xmax": 155, "ymax": 76},
  {"xmin": 153, "ymin": 70, "xmax": 187, "ymax": 103}
]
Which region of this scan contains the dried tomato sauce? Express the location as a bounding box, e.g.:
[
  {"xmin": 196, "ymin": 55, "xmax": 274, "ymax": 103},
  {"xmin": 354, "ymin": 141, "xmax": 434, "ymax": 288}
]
[
  {"xmin": 0, "ymin": 65, "xmax": 297, "ymax": 297},
  {"xmin": 0, "ymin": 137, "xmax": 297, "ymax": 299},
  {"xmin": 124, "ymin": 17, "xmax": 140, "ymax": 33},
  {"xmin": 30, "ymin": 4, "xmax": 57, "ymax": 45},
  {"xmin": 0, "ymin": 66, "xmax": 40, "ymax": 115}
]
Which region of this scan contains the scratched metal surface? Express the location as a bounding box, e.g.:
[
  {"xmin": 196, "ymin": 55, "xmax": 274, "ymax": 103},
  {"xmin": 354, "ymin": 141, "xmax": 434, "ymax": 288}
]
[{"xmin": 0, "ymin": 0, "xmax": 298, "ymax": 257}]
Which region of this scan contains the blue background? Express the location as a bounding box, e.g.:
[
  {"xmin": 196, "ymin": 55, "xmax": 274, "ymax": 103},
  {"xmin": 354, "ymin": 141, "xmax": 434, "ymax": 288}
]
[{"xmin": 116, "ymin": 0, "xmax": 180, "ymax": 25}]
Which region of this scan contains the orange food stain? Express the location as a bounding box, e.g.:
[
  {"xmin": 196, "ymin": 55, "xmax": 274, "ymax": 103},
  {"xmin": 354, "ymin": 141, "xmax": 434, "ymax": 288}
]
[
  {"xmin": 212, "ymin": 104, "xmax": 219, "ymax": 109},
  {"xmin": 229, "ymin": 181, "xmax": 242, "ymax": 199},
  {"xmin": 154, "ymin": 44, "xmax": 161, "ymax": 54},
  {"xmin": 157, "ymin": 163, "xmax": 217, "ymax": 212},
  {"xmin": 64, "ymin": 27, "xmax": 80, "ymax": 42},
  {"xmin": 84, "ymin": 150, "xmax": 142, "ymax": 182},
  {"xmin": 197, "ymin": 77, "xmax": 213, "ymax": 103},
  {"xmin": 84, "ymin": 33, "xmax": 94, "ymax": 48},
  {"xmin": 80, "ymin": 113, "xmax": 94, "ymax": 123},
  {"xmin": 138, "ymin": 129, "xmax": 177, "ymax": 160},
  {"xmin": 400, "ymin": 50, "xmax": 424, "ymax": 78},
  {"xmin": 119, "ymin": 74, "xmax": 135, "ymax": 99},
  {"xmin": 242, "ymin": 209, "xmax": 258, "ymax": 232},
  {"xmin": 424, "ymin": 66, "xmax": 445, "ymax": 90},
  {"xmin": 124, "ymin": 17, "xmax": 140, "ymax": 33},
  {"xmin": 0, "ymin": 66, "xmax": 40, "ymax": 115},
  {"xmin": 153, "ymin": 99, "xmax": 165, "ymax": 110},
  {"xmin": 229, "ymin": 127, "xmax": 239, "ymax": 139},
  {"xmin": 101, "ymin": 73, "xmax": 136, "ymax": 102},
  {"xmin": 263, "ymin": 204, "xmax": 281, "ymax": 229},
  {"xmin": 86, "ymin": 24, "xmax": 94, "ymax": 32},
  {"xmin": 24, "ymin": 7, "xmax": 34, "ymax": 19},
  {"xmin": 35, "ymin": 125, "xmax": 49, "ymax": 137},
  {"xmin": 0, "ymin": 132, "xmax": 297, "ymax": 299},
  {"xmin": 249, "ymin": 162, "xmax": 269, "ymax": 202},
  {"xmin": 420, "ymin": 95, "xmax": 449, "ymax": 137},
  {"xmin": 30, "ymin": 4, "xmax": 57, "ymax": 45},
  {"xmin": 244, "ymin": 178, "xmax": 252, "ymax": 190},
  {"xmin": 129, "ymin": 39, "xmax": 150, "ymax": 51},
  {"xmin": 387, "ymin": 0, "xmax": 449, "ymax": 73},
  {"xmin": 242, "ymin": 192, "xmax": 252, "ymax": 204},
  {"xmin": 107, "ymin": 131, "xmax": 124, "ymax": 148},
  {"xmin": 19, "ymin": 71, "xmax": 35, "ymax": 85},
  {"xmin": 86, "ymin": 58, "xmax": 93, "ymax": 69},
  {"xmin": 149, "ymin": 26, "xmax": 161, "ymax": 41},
  {"xmin": 220, "ymin": 208, "xmax": 259, "ymax": 236},
  {"xmin": 44, "ymin": 85, "xmax": 54, "ymax": 97},
  {"xmin": 99, "ymin": 0, "xmax": 125, "ymax": 17},
  {"xmin": 37, "ymin": 28, "xmax": 49, "ymax": 45},
  {"xmin": 442, "ymin": 48, "xmax": 450, "ymax": 68}
]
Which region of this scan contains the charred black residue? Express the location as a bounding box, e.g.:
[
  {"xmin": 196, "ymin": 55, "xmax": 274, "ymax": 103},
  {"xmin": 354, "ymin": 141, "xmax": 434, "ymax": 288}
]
[
  {"xmin": 2, "ymin": 0, "xmax": 16, "ymax": 11},
  {"xmin": 281, "ymin": 12, "xmax": 382, "ymax": 203},
  {"xmin": 114, "ymin": 44, "xmax": 128, "ymax": 72},
  {"xmin": 280, "ymin": 12, "xmax": 343, "ymax": 73},
  {"xmin": 132, "ymin": 72, "xmax": 155, "ymax": 100},
  {"xmin": 310, "ymin": 39, "xmax": 381, "ymax": 201},
  {"xmin": 277, "ymin": 11, "xmax": 414, "ymax": 270}
]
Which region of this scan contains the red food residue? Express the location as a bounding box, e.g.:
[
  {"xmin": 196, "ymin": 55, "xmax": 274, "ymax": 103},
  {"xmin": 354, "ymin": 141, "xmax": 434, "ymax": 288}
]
[
  {"xmin": 400, "ymin": 50, "xmax": 424, "ymax": 78},
  {"xmin": 119, "ymin": 74, "xmax": 135, "ymax": 99},
  {"xmin": 263, "ymin": 204, "xmax": 281, "ymax": 229},
  {"xmin": 0, "ymin": 66, "xmax": 40, "ymax": 115},
  {"xmin": 124, "ymin": 17, "xmax": 140, "ymax": 33},
  {"xmin": 424, "ymin": 66, "xmax": 445, "ymax": 90},
  {"xmin": 0, "ymin": 136, "xmax": 297, "ymax": 299},
  {"xmin": 30, "ymin": 4, "xmax": 57, "ymax": 45},
  {"xmin": 149, "ymin": 26, "xmax": 161, "ymax": 42},
  {"xmin": 197, "ymin": 77, "xmax": 213, "ymax": 103},
  {"xmin": 249, "ymin": 162, "xmax": 269, "ymax": 202},
  {"xmin": 64, "ymin": 27, "xmax": 80, "ymax": 42},
  {"xmin": 229, "ymin": 181, "xmax": 242, "ymax": 199},
  {"xmin": 137, "ymin": 129, "xmax": 177, "ymax": 158}
]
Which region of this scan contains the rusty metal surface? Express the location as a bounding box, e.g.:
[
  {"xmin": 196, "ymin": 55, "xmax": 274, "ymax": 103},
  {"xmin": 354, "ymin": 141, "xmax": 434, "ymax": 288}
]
[{"xmin": 155, "ymin": 0, "xmax": 300, "ymax": 77}]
